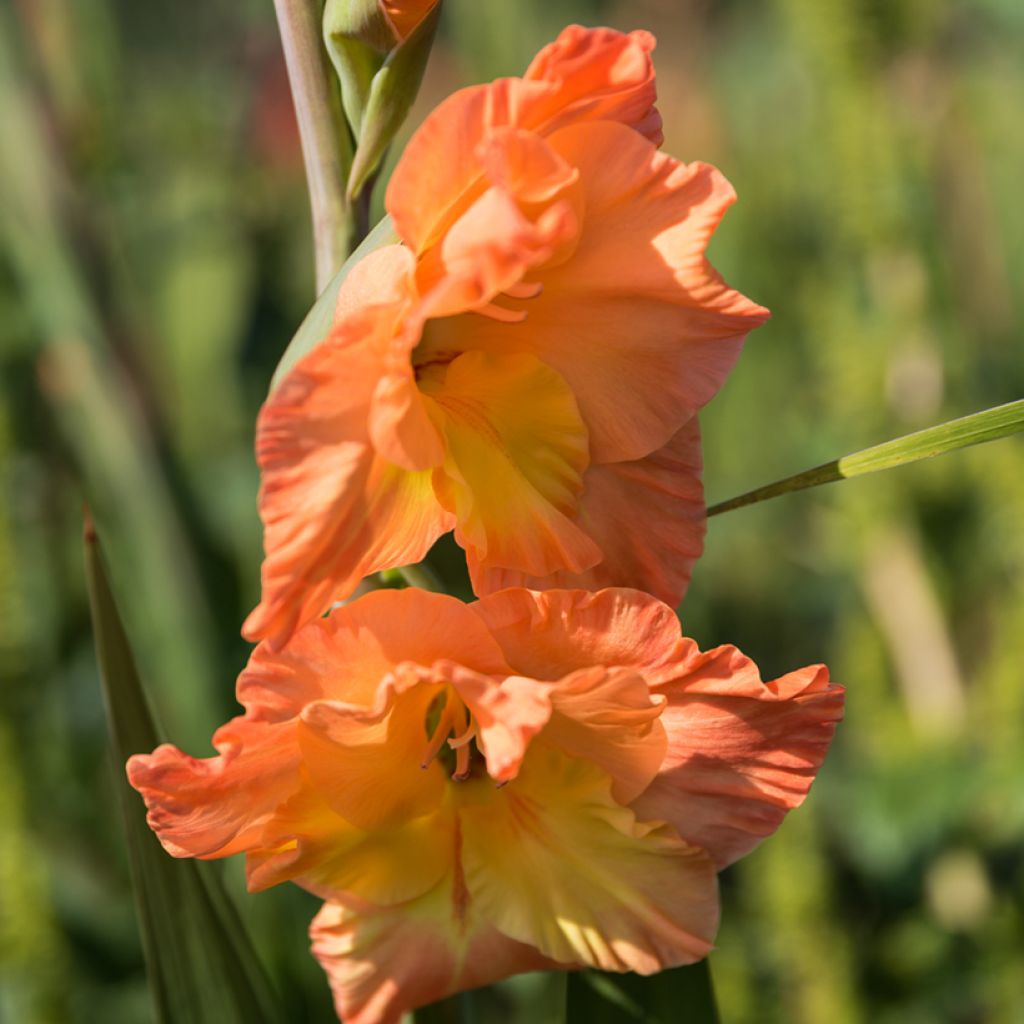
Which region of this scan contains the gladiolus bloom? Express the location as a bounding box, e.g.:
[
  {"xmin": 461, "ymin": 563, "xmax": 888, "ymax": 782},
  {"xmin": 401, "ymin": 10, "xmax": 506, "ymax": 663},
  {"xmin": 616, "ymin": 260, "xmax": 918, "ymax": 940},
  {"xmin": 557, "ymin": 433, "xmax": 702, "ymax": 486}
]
[
  {"xmin": 244, "ymin": 25, "xmax": 769, "ymax": 647},
  {"xmin": 130, "ymin": 587, "xmax": 842, "ymax": 1024}
]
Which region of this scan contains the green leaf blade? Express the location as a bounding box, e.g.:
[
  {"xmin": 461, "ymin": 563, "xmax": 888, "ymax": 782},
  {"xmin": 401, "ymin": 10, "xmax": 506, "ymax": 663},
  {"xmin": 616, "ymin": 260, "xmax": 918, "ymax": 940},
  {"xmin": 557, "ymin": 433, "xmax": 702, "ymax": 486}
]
[
  {"xmin": 566, "ymin": 961, "xmax": 720, "ymax": 1024},
  {"xmin": 709, "ymin": 399, "xmax": 1024, "ymax": 517},
  {"xmin": 84, "ymin": 518, "xmax": 283, "ymax": 1024}
]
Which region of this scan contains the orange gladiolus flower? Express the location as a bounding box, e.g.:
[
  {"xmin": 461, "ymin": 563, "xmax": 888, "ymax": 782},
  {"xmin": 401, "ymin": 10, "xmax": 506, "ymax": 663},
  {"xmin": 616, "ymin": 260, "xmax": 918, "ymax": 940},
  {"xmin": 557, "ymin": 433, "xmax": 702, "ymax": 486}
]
[
  {"xmin": 129, "ymin": 587, "xmax": 842, "ymax": 1024},
  {"xmin": 244, "ymin": 25, "xmax": 768, "ymax": 647}
]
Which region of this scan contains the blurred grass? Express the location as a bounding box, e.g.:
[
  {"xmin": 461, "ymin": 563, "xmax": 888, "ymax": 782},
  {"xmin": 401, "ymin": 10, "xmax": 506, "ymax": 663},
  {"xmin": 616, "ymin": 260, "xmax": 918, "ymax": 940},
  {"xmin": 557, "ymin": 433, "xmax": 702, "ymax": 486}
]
[{"xmin": 1, "ymin": 0, "xmax": 1022, "ymax": 1022}]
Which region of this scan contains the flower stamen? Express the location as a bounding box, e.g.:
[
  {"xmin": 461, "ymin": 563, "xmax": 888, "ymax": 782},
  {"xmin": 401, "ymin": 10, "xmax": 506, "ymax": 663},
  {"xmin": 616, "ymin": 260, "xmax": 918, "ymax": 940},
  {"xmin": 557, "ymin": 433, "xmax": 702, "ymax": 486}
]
[
  {"xmin": 474, "ymin": 302, "xmax": 528, "ymax": 324},
  {"xmin": 420, "ymin": 703, "xmax": 454, "ymax": 769},
  {"xmin": 452, "ymin": 741, "xmax": 471, "ymax": 780},
  {"xmin": 503, "ymin": 280, "xmax": 543, "ymax": 300}
]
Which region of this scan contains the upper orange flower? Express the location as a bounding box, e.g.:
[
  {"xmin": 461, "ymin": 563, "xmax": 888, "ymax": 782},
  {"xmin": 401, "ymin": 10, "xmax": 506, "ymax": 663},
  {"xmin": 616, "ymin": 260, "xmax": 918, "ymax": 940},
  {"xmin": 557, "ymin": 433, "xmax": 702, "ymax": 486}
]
[
  {"xmin": 129, "ymin": 586, "xmax": 842, "ymax": 1024},
  {"xmin": 244, "ymin": 26, "xmax": 769, "ymax": 647}
]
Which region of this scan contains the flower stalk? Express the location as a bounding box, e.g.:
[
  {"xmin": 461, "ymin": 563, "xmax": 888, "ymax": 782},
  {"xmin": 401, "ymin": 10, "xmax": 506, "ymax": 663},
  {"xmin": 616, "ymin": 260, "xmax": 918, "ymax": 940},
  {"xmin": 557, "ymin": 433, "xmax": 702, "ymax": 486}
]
[{"xmin": 272, "ymin": 0, "xmax": 353, "ymax": 289}]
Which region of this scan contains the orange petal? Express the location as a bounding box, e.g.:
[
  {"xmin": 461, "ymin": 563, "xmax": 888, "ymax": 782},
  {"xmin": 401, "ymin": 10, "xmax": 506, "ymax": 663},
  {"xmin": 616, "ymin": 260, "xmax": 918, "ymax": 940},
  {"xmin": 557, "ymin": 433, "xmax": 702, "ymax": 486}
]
[
  {"xmin": 336, "ymin": 247, "xmax": 445, "ymax": 473},
  {"xmin": 431, "ymin": 121, "xmax": 769, "ymax": 464},
  {"xmin": 126, "ymin": 726, "xmax": 300, "ymax": 862},
  {"xmin": 425, "ymin": 350, "xmax": 600, "ymax": 578},
  {"xmin": 458, "ymin": 745, "xmax": 718, "ymax": 973},
  {"xmin": 472, "ymin": 418, "xmax": 705, "ymax": 606},
  {"xmin": 543, "ymin": 666, "xmax": 666, "ymax": 804},
  {"xmin": 522, "ymin": 25, "xmax": 662, "ymax": 145},
  {"xmin": 319, "ymin": 588, "xmax": 514, "ymax": 698},
  {"xmin": 311, "ymin": 885, "xmax": 558, "ymax": 1024},
  {"xmin": 387, "ymin": 27, "xmax": 662, "ymax": 253},
  {"xmin": 439, "ymin": 662, "xmax": 553, "ymax": 782},
  {"xmin": 124, "ymin": 631, "xmax": 336, "ymax": 860},
  {"xmin": 369, "ymin": 363, "xmax": 445, "ymax": 472},
  {"xmin": 298, "ymin": 683, "xmax": 446, "ymax": 832},
  {"xmin": 243, "ymin": 334, "xmax": 452, "ymax": 647},
  {"xmin": 472, "ymin": 587, "xmax": 685, "ymax": 685},
  {"xmin": 633, "ymin": 645, "xmax": 844, "ymax": 869},
  {"xmin": 290, "ymin": 589, "xmax": 518, "ymax": 823},
  {"xmin": 247, "ymin": 784, "xmax": 454, "ymax": 906},
  {"xmin": 415, "ymin": 185, "xmax": 578, "ymax": 320}
]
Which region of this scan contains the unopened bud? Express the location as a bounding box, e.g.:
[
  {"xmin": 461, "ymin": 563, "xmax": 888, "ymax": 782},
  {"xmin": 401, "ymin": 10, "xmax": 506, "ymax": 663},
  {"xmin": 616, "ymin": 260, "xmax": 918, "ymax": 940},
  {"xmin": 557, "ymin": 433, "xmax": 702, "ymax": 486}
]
[{"xmin": 323, "ymin": 0, "xmax": 441, "ymax": 198}]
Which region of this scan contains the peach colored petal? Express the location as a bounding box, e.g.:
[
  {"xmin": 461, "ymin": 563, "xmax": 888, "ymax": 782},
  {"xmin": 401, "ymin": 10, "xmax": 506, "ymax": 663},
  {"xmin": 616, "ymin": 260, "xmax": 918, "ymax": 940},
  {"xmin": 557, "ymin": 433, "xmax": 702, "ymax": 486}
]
[
  {"xmin": 318, "ymin": 588, "xmax": 514, "ymax": 693},
  {"xmin": 247, "ymin": 784, "xmax": 454, "ymax": 906},
  {"xmin": 311, "ymin": 884, "xmax": 558, "ymax": 1024},
  {"xmin": 471, "ymin": 418, "xmax": 705, "ymax": 606},
  {"xmin": 298, "ymin": 683, "xmax": 446, "ymax": 831},
  {"xmin": 472, "ymin": 587, "xmax": 685, "ymax": 685},
  {"xmin": 129, "ymin": 588, "xmax": 515, "ymax": 870},
  {"xmin": 542, "ymin": 666, "xmax": 666, "ymax": 804},
  {"xmin": 126, "ymin": 725, "xmax": 300, "ymax": 862},
  {"xmin": 480, "ymin": 126, "xmax": 581, "ymax": 205},
  {"xmin": 124, "ymin": 631, "xmax": 340, "ymax": 860},
  {"xmin": 337, "ymin": 247, "xmax": 445, "ymax": 473},
  {"xmin": 424, "ymin": 350, "xmax": 601, "ymax": 578},
  {"xmin": 387, "ymin": 26, "xmax": 661, "ymax": 253},
  {"xmin": 243, "ymin": 332, "xmax": 452, "ymax": 647},
  {"xmin": 368, "ymin": 365, "xmax": 444, "ymax": 472},
  {"xmin": 632, "ymin": 645, "xmax": 844, "ymax": 868},
  {"xmin": 522, "ymin": 25, "xmax": 662, "ymax": 145},
  {"xmin": 415, "ymin": 184, "xmax": 579, "ymax": 319},
  {"xmin": 438, "ymin": 662, "xmax": 553, "ymax": 782},
  {"xmin": 429, "ymin": 121, "xmax": 768, "ymax": 464},
  {"xmin": 458, "ymin": 745, "xmax": 718, "ymax": 973}
]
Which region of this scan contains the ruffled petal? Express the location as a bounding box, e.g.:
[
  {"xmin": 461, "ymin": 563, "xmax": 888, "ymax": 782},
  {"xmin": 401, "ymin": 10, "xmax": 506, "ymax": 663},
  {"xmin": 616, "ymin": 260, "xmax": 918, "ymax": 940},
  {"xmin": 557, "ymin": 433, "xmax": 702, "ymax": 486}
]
[
  {"xmin": 459, "ymin": 745, "xmax": 718, "ymax": 973},
  {"xmin": 543, "ymin": 666, "xmax": 666, "ymax": 804},
  {"xmin": 311, "ymin": 884, "xmax": 558, "ymax": 1024},
  {"xmin": 424, "ymin": 350, "xmax": 600, "ymax": 578},
  {"xmin": 522, "ymin": 25, "xmax": 662, "ymax": 144},
  {"xmin": 298, "ymin": 682, "xmax": 446, "ymax": 831},
  {"xmin": 243, "ymin": 331, "xmax": 452, "ymax": 647},
  {"xmin": 472, "ymin": 587, "xmax": 685, "ymax": 686},
  {"xmin": 416, "ymin": 184, "xmax": 579, "ymax": 319},
  {"xmin": 633, "ymin": 644, "xmax": 844, "ymax": 868},
  {"xmin": 247, "ymin": 785, "xmax": 454, "ymax": 905},
  {"xmin": 429, "ymin": 120, "xmax": 769, "ymax": 464},
  {"xmin": 336, "ymin": 246, "xmax": 445, "ymax": 473},
  {"xmin": 321, "ymin": 587, "xmax": 514, "ymax": 692},
  {"xmin": 125, "ymin": 632, "xmax": 335, "ymax": 859},
  {"xmin": 472, "ymin": 418, "xmax": 705, "ymax": 606},
  {"xmin": 439, "ymin": 662, "xmax": 553, "ymax": 782},
  {"xmin": 387, "ymin": 26, "xmax": 661, "ymax": 253},
  {"xmin": 291, "ymin": 588, "xmax": 519, "ymax": 823},
  {"xmin": 126, "ymin": 725, "xmax": 300, "ymax": 861}
]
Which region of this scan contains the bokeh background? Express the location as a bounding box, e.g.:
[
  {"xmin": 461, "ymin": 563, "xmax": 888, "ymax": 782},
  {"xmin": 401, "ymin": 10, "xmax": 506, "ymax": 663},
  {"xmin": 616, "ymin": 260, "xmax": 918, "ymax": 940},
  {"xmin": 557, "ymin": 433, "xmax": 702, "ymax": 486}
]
[{"xmin": 2, "ymin": 0, "xmax": 1023, "ymax": 1021}]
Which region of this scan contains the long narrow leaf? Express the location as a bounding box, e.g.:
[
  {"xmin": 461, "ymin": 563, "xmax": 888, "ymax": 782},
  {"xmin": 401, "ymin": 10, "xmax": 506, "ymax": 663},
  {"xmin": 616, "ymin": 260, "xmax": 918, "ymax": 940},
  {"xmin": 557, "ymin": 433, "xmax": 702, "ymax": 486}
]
[
  {"xmin": 566, "ymin": 962, "xmax": 719, "ymax": 1024},
  {"xmin": 84, "ymin": 516, "xmax": 282, "ymax": 1024},
  {"xmin": 708, "ymin": 398, "xmax": 1024, "ymax": 516}
]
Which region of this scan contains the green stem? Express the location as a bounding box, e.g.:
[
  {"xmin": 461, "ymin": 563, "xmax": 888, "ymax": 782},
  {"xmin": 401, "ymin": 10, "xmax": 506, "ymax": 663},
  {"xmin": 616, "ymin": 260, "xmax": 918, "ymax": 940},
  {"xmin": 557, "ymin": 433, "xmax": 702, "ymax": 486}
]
[
  {"xmin": 708, "ymin": 398, "xmax": 1024, "ymax": 517},
  {"xmin": 397, "ymin": 561, "xmax": 445, "ymax": 592},
  {"xmin": 272, "ymin": 0, "xmax": 352, "ymax": 288}
]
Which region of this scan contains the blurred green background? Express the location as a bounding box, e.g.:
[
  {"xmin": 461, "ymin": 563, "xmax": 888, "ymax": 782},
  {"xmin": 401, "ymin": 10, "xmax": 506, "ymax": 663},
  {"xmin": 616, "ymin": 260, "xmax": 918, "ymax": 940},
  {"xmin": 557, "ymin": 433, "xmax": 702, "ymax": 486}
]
[{"xmin": 2, "ymin": 0, "xmax": 1023, "ymax": 1021}]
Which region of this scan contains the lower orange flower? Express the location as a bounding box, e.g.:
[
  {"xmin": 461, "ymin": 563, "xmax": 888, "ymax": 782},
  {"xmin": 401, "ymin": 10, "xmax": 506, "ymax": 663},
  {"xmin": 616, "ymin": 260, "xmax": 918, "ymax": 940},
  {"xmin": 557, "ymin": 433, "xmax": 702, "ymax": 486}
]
[{"xmin": 127, "ymin": 587, "xmax": 843, "ymax": 1024}]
